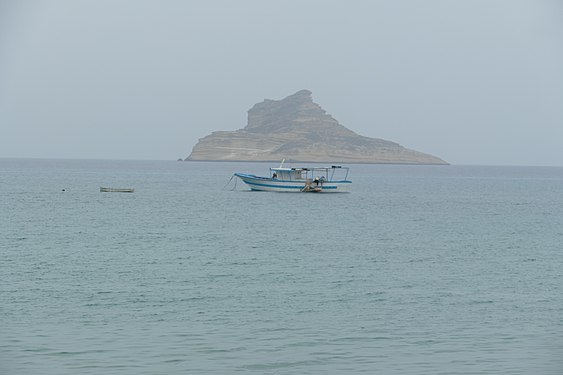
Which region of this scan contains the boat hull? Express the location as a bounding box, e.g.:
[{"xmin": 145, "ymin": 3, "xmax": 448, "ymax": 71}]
[
  {"xmin": 100, "ymin": 187, "xmax": 135, "ymax": 193},
  {"xmin": 234, "ymin": 173, "xmax": 351, "ymax": 193}
]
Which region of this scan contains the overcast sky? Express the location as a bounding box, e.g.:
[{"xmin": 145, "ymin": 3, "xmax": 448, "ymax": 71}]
[{"xmin": 1, "ymin": 0, "xmax": 562, "ymax": 165}]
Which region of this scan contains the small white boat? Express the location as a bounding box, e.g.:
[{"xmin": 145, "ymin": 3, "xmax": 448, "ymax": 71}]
[
  {"xmin": 100, "ymin": 187, "xmax": 135, "ymax": 193},
  {"xmin": 234, "ymin": 162, "xmax": 351, "ymax": 193}
]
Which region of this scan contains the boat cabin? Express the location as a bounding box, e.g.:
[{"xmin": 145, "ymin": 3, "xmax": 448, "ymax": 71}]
[{"xmin": 270, "ymin": 168, "xmax": 305, "ymax": 181}]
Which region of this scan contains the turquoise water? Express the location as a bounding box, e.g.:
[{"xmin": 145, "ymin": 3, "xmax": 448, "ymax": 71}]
[{"xmin": 2, "ymin": 159, "xmax": 563, "ymax": 374}]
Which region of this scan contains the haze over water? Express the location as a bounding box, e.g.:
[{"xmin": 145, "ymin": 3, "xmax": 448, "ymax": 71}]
[
  {"xmin": 1, "ymin": 159, "xmax": 563, "ymax": 374},
  {"xmin": 2, "ymin": 1, "xmax": 563, "ymax": 165}
]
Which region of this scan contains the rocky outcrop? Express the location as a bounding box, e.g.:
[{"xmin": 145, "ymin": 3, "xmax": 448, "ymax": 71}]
[{"xmin": 186, "ymin": 90, "xmax": 447, "ymax": 164}]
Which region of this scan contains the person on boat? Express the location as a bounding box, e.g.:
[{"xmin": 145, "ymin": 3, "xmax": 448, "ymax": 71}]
[
  {"xmin": 314, "ymin": 176, "xmax": 320, "ymax": 185},
  {"xmin": 272, "ymin": 172, "xmax": 277, "ymax": 179},
  {"xmin": 319, "ymin": 176, "xmax": 325, "ymax": 185}
]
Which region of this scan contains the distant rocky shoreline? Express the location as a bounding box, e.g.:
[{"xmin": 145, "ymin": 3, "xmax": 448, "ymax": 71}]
[{"xmin": 186, "ymin": 90, "xmax": 447, "ymax": 165}]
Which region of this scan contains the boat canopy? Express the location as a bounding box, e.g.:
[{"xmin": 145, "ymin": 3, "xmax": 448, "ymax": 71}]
[{"xmin": 269, "ymin": 166, "xmax": 349, "ymax": 181}]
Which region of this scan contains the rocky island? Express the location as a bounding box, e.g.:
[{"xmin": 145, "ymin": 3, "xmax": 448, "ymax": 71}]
[{"xmin": 186, "ymin": 90, "xmax": 447, "ymax": 164}]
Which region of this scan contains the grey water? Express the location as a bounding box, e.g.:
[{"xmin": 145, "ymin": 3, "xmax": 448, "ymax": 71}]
[{"xmin": 1, "ymin": 158, "xmax": 563, "ymax": 374}]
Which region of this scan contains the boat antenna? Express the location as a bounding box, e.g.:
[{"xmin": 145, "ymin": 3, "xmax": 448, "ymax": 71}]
[{"xmin": 279, "ymin": 159, "xmax": 285, "ymax": 168}]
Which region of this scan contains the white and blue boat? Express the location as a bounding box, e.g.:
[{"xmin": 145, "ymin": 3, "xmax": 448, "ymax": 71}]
[{"xmin": 234, "ymin": 162, "xmax": 351, "ymax": 193}]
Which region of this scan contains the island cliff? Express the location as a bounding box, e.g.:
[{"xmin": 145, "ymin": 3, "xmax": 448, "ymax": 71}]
[{"xmin": 186, "ymin": 90, "xmax": 447, "ymax": 164}]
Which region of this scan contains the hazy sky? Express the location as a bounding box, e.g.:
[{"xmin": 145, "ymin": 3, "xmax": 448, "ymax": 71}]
[{"xmin": 1, "ymin": 0, "xmax": 562, "ymax": 165}]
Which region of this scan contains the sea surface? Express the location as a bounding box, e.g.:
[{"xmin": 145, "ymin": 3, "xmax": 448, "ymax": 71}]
[{"xmin": 1, "ymin": 158, "xmax": 563, "ymax": 374}]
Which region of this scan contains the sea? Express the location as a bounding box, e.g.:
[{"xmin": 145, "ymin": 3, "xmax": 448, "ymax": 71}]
[{"xmin": 1, "ymin": 158, "xmax": 563, "ymax": 374}]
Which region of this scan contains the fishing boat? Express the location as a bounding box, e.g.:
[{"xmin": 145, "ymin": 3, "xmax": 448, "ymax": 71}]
[
  {"xmin": 100, "ymin": 187, "xmax": 135, "ymax": 193},
  {"xmin": 234, "ymin": 162, "xmax": 351, "ymax": 193}
]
